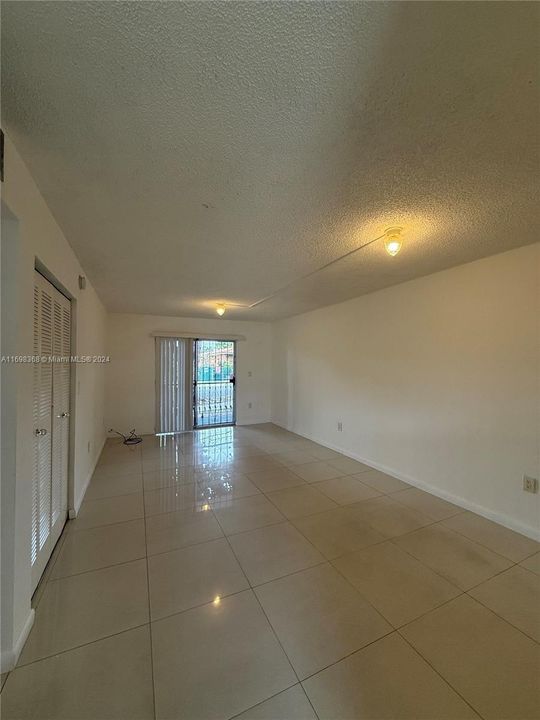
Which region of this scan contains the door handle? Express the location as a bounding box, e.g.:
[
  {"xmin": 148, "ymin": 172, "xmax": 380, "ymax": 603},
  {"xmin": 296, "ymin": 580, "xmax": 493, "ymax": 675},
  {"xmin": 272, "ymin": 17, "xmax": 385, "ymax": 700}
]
[
  {"xmin": 34, "ymin": 428, "xmax": 48, "ymax": 436},
  {"xmin": 56, "ymin": 412, "xmax": 70, "ymax": 418}
]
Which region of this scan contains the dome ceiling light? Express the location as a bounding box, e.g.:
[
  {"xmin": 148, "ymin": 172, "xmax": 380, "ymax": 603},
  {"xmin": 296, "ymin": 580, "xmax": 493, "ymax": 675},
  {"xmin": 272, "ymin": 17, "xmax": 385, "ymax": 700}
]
[{"xmin": 384, "ymin": 227, "xmax": 404, "ymax": 257}]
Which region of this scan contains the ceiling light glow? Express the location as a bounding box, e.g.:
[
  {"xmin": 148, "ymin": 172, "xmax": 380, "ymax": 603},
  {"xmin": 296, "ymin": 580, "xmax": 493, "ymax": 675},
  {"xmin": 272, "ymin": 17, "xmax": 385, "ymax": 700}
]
[
  {"xmin": 216, "ymin": 303, "xmax": 226, "ymax": 316},
  {"xmin": 384, "ymin": 227, "xmax": 403, "ymax": 257}
]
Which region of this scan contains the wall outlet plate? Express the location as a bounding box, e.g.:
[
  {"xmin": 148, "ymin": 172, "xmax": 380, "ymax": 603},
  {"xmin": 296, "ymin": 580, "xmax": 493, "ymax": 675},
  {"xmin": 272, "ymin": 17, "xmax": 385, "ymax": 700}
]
[
  {"xmin": 337, "ymin": 421, "xmax": 343, "ymax": 432},
  {"xmin": 523, "ymin": 475, "xmax": 538, "ymax": 494}
]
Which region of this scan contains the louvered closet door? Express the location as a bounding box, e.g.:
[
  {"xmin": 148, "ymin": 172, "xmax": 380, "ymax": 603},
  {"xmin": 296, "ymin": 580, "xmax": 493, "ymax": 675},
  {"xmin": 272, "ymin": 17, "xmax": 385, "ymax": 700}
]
[
  {"xmin": 51, "ymin": 291, "xmax": 71, "ymax": 528},
  {"xmin": 31, "ymin": 271, "xmax": 71, "ymax": 592}
]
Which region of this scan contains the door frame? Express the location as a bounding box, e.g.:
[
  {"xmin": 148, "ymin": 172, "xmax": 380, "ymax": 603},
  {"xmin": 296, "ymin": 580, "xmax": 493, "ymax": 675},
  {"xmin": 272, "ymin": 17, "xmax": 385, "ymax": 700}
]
[{"xmin": 192, "ymin": 338, "xmax": 237, "ymax": 429}]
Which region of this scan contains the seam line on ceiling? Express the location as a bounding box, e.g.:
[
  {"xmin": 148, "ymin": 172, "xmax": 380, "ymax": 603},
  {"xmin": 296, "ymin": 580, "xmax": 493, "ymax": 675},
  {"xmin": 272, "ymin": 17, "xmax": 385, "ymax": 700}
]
[{"xmin": 227, "ymin": 232, "xmax": 387, "ymax": 310}]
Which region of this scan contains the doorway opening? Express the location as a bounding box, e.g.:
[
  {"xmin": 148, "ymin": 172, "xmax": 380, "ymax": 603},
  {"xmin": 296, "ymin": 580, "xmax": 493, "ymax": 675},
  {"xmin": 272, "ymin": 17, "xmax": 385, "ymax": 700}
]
[{"xmin": 193, "ymin": 339, "xmax": 236, "ymax": 428}]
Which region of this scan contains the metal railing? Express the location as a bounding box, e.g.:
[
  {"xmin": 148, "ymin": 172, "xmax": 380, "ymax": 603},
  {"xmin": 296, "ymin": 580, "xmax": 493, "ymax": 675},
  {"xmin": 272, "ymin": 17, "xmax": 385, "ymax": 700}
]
[{"xmin": 194, "ymin": 380, "xmax": 234, "ymax": 427}]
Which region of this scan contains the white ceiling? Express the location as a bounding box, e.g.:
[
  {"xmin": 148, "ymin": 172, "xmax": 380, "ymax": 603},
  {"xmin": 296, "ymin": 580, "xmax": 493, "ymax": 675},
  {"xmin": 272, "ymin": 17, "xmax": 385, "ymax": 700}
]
[{"xmin": 2, "ymin": 2, "xmax": 538, "ymax": 320}]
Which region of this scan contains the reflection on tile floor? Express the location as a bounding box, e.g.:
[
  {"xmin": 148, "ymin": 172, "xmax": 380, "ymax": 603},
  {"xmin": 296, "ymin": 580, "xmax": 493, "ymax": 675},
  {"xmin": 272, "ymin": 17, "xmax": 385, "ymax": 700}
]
[{"xmin": 2, "ymin": 423, "xmax": 539, "ymax": 719}]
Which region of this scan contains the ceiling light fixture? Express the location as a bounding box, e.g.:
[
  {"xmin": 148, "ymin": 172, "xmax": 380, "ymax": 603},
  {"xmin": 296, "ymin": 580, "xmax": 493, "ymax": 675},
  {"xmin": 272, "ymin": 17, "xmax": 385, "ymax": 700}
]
[
  {"xmin": 384, "ymin": 227, "xmax": 403, "ymax": 257},
  {"xmin": 216, "ymin": 303, "xmax": 226, "ymax": 316}
]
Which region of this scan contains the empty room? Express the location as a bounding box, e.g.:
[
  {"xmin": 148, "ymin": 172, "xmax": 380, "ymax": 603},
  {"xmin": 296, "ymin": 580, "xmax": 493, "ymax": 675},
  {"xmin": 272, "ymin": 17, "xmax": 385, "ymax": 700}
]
[{"xmin": 0, "ymin": 2, "xmax": 539, "ymax": 719}]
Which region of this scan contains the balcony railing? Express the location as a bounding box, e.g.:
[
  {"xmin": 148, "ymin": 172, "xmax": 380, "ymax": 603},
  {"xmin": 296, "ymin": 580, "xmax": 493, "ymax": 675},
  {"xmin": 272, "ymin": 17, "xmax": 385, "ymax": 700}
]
[{"xmin": 194, "ymin": 380, "xmax": 234, "ymax": 427}]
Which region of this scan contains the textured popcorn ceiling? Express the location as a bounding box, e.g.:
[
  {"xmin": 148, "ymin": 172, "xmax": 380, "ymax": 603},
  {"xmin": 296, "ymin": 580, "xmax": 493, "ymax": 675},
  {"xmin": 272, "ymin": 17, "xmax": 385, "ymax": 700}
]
[{"xmin": 2, "ymin": 1, "xmax": 538, "ymax": 320}]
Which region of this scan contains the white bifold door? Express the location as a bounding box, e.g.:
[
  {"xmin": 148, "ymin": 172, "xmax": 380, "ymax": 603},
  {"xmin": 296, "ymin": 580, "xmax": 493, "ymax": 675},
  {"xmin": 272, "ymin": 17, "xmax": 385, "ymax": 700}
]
[{"xmin": 32, "ymin": 271, "xmax": 71, "ymax": 592}]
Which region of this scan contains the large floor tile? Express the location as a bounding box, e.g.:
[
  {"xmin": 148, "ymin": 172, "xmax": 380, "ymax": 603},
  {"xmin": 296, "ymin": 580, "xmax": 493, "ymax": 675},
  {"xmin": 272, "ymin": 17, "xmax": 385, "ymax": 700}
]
[
  {"xmin": 85, "ymin": 472, "xmax": 143, "ymax": 501},
  {"xmin": 271, "ymin": 450, "xmax": 318, "ymax": 467},
  {"xmin": 248, "ymin": 466, "xmax": 306, "ymax": 493},
  {"xmin": 187, "ymin": 448, "xmax": 237, "ymax": 467},
  {"xmin": 308, "ymin": 448, "xmax": 345, "ymax": 462},
  {"xmin": 143, "ymin": 466, "xmax": 200, "ymax": 490},
  {"xmin": 141, "ymin": 448, "xmax": 186, "ymax": 465},
  {"xmin": 267, "ymin": 484, "xmax": 338, "ymax": 520},
  {"xmin": 51, "ymin": 519, "xmax": 146, "ymax": 579},
  {"xmin": 313, "ymin": 475, "xmax": 381, "ymax": 505},
  {"xmin": 520, "ymin": 551, "xmax": 540, "ymax": 575},
  {"xmin": 145, "ymin": 506, "xmax": 223, "ymax": 555},
  {"xmin": 255, "ymin": 564, "xmax": 391, "ymax": 679},
  {"xmin": 143, "ymin": 483, "xmax": 201, "ymax": 516},
  {"xmin": 19, "ymin": 560, "xmax": 148, "ymax": 664},
  {"xmin": 231, "ymin": 456, "xmax": 286, "ymax": 474},
  {"xmin": 469, "ymin": 565, "xmax": 540, "ymax": 641},
  {"xmin": 71, "ymin": 492, "xmax": 144, "ymax": 531},
  {"xmin": 293, "ymin": 461, "xmax": 344, "ymax": 483},
  {"xmin": 327, "ymin": 456, "xmax": 373, "ymax": 475},
  {"xmin": 152, "ymin": 590, "xmax": 296, "ymax": 720},
  {"xmin": 198, "ymin": 474, "xmax": 261, "ymax": 505},
  {"xmin": 293, "ymin": 506, "xmax": 385, "ymax": 559},
  {"xmin": 442, "ymin": 511, "xmax": 540, "ymax": 561},
  {"xmin": 333, "ymin": 541, "xmax": 461, "ymax": 627},
  {"xmin": 2, "ymin": 627, "xmax": 154, "ymax": 720},
  {"xmin": 234, "ymin": 685, "xmax": 317, "ymax": 720},
  {"xmin": 226, "ymin": 445, "xmax": 268, "ymax": 458},
  {"xmin": 303, "ymin": 632, "xmax": 479, "ymax": 720},
  {"xmin": 98, "ymin": 443, "xmax": 141, "ymax": 462},
  {"xmin": 92, "ymin": 462, "xmax": 142, "ymax": 482},
  {"xmin": 213, "ymin": 494, "xmax": 285, "ymax": 535},
  {"xmin": 356, "ymin": 469, "xmax": 411, "ymax": 494},
  {"xmin": 148, "ymin": 537, "xmax": 248, "ymax": 619},
  {"xmin": 394, "ymin": 524, "xmax": 513, "ymax": 590},
  {"xmin": 402, "ymin": 595, "xmax": 540, "ymax": 720},
  {"xmin": 392, "ymin": 487, "xmax": 464, "ymax": 520},
  {"xmin": 229, "ymin": 522, "xmax": 325, "ymax": 586},
  {"xmin": 348, "ymin": 495, "xmax": 433, "ymax": 538}
]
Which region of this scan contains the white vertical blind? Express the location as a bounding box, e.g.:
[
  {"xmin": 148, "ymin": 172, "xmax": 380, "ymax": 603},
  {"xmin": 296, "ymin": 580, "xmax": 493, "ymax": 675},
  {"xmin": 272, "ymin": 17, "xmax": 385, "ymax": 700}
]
[{"xmin": 155, "ymin": 337, "xmax": 190, "ymax": 433}]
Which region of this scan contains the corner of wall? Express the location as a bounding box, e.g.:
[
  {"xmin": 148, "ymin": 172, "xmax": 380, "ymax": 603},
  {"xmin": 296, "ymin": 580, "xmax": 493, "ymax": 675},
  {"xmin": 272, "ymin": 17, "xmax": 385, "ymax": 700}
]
[
  {"xmin": 0, "ymin": 608, "xmax": 34, "ymax": 673},
  {"xmin": 71, "ymin": 433, "xmax": 107, "ymax": 517}
]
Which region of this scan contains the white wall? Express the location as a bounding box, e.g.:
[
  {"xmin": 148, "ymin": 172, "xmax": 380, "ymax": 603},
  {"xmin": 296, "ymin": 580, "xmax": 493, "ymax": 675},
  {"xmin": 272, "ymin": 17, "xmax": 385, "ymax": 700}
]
[
  {"xmin": 272, "ymin": 243, "xmax": 540, "ymax": 539},
  {"xmin": 0, "ymin": 134, "xmax": 107, "ymax": 671},
  {"xmin": 106, "ymin": 313, "xmax": 272, "ymax": 435}
]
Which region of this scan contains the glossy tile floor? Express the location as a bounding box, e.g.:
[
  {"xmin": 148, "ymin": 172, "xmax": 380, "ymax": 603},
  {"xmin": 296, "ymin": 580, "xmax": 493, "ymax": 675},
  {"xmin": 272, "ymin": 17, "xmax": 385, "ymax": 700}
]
[{"xmin": 2, "ymin": 424, "xmax": 539, "ymax": 719}]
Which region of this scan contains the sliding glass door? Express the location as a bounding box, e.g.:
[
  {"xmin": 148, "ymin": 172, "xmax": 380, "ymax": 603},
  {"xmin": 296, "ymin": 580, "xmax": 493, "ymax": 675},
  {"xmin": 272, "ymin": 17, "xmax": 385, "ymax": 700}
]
[
  {"xmin": 155, "ymin": 337, "xmax": 236, "ymax": 433},
  {"xmin": 193, "ymin": 339, "xmax": 236, "ymax": 428}
]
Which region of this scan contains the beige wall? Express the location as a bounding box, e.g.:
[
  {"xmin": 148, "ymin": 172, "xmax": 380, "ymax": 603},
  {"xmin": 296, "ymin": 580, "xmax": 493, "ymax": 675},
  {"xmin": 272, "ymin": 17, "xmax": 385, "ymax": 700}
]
[
  {"xmin": 272, "ymin": 243, "xmax": 540, "ymax": 539},
  {"xmin": 106, "ymin": 313, "xmax": 272, "ymax": 436},
  {"xmin": 0, "ymin": 134, "xmax": 107, "ymax": 670}
]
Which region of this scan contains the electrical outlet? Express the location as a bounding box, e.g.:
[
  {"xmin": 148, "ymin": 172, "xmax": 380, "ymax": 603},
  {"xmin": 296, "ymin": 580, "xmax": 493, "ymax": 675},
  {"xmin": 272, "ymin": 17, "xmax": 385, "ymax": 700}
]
[
  {"xmin": 248, "ymin": 371, "xmax": 252, "ymax": 377},
  {"xmin": 523, "ymin": 475, "xmax": 538, "ymax": 494},
  {"xmin": 337, "ymin": 421, "xmax": 343, "ymax": 432},
  {"xmin": 87, "ymin": 441, "xmax": 91, "ymax": 453},
  {"xmin": 248, "ymin": 402, "xmax": 252, "ymax": 409}
]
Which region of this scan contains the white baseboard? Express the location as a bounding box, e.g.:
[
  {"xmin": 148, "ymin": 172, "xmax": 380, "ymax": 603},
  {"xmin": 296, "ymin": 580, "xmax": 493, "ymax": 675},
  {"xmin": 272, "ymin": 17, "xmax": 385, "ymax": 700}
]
[
  {"xmin": 69, "ymin": 434, "xmax": 107, "ymax": 519},
  {"xmin": 237, "ymin": 417, "xmax": 272, "ymax": 426},
  {"xmin": 0, "ymin": 608, "xmax": 35, "ymax": 673},
  {"xmin": 273, "ymin": 421, "xmax": 540, "ymax": 542}
]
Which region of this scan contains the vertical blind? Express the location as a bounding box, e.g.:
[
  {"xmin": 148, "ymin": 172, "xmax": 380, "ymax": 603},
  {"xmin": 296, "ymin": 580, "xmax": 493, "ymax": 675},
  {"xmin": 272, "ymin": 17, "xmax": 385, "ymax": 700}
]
[{"xmin": 155, "ymin": 337, "xmax": 191, "ymax": 433}]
